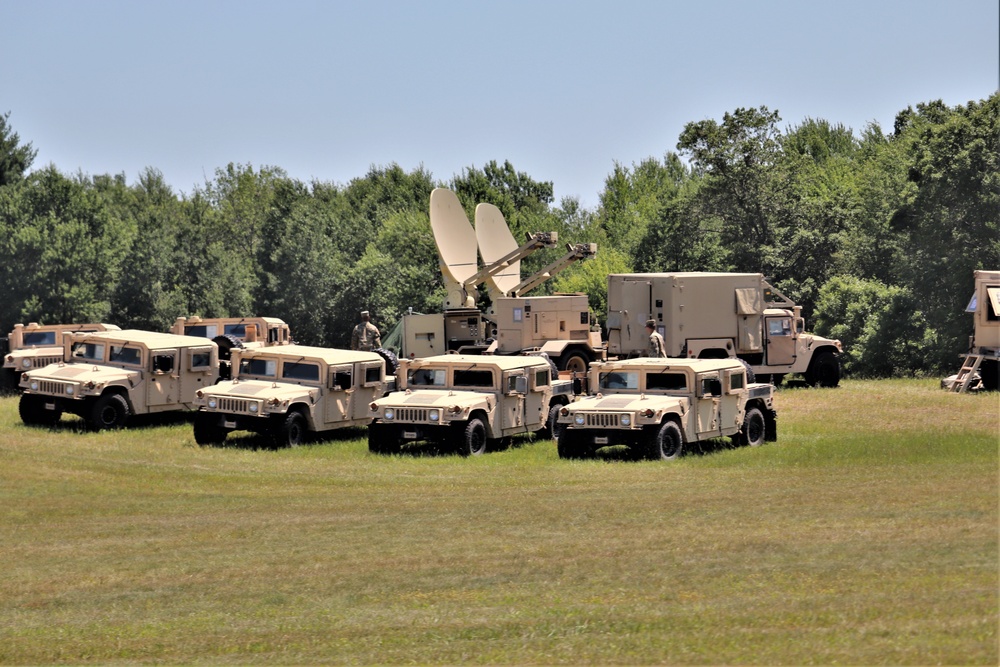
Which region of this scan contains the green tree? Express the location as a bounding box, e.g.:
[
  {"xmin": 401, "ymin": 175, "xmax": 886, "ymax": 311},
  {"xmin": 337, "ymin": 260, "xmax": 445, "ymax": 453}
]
[{"xmin": 0, "ymin": 111, "xmax": 37, "ymax": 187}]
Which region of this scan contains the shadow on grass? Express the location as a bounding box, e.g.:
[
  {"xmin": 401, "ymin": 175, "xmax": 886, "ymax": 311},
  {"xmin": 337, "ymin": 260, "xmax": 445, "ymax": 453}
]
[
  {"xmin": 198, "ymin": 425, "xmax": 372, "ymax": 452},
  {"xmin": 589, "ymin": 435, "xmax": 745, "ymax": 463},
  {"xmin": 17, "ymin": 410, "xmax": 195, "ymax": 434}
]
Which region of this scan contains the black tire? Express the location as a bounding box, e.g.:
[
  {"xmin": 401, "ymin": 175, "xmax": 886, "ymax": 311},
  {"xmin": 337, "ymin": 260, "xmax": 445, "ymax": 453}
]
[
  {"xmin": 805, "ymin": 351, "xmax": 840, "ymax": 388},
  {"xmin": 89, "ymin": 393, "xmax": 130, "ymax": 431},
  {"xmin": 980, "ymin": 360, "xmax": 999, "ymax": 392},
  {"xmin": 457, "ymin": 418, "xmax": 487, "ymax": 456},
  {"xmin": 558, "ymin": 350, "xmax": 590, "ymax": 374},
  {"xmin": 557, "ymin": 429, "xmax": 586, "ymax": 459},
  {"xmin": 193, "ymin": 413, "xmax": 228, "ymax": 446},
  {"xmin": 738, "ymin": 358, "xmax": 756, "ymax": 384},
  {"xmin": 19, "ymin": 393, "xmax": 61, "ymax": 426},
  {"xmin": 740, "ymin": 407, "xmax": 766, "ymax": 447},
  {"xmin": 212, "ymin": 333, "xmax": 243, "ymax": 361},
  {"xmin": 373, "ymin": 347, "xmax": 399, "ymax": 376},
  {"xmin": 273, "ymin": 410, "xmax": 308, "ymax": 448},
  {"xmin": 648, "ymin": 420, "xmax": 684, "ymax": 461},
  {"xmin": 368, "ymin": 422, "xmax": 401, "ymax": 454},
  {"xmin": 543, "ymin": 403, "xmax": 565, "ymax": 441}
]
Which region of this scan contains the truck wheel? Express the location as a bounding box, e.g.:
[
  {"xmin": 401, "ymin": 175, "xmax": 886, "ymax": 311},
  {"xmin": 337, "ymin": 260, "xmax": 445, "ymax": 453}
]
[
  {"xmin": 89, "ymin": 393, "xmax": 130, "ymax": 431},
  {"xmin": 980, "ymin": 360, "xmax": 998, "ymax": 391},
  {"xmin": 193, "ymin": 413, "xmax": 228, "ymax": 446},
  {"xmin": 738, "ymin": 359, "xmax": 756, "ymax": 384},
  {"xmin": 368, "ymin": 423, "xmax": 401, "ymax": 454},
  {"xmin": 557, "ymin": 430, "xmax": 585, "ymax": 459},
  {"xmin": 558, "ymin": 351, "xmax": 589, "ymax": 374},
  {"xmin": 273, "ymin": 411, "xmax": 307, "ymax": 448},
  {"xmin": 457, "ymin": 418, "xmax": 487, "ymax": 456},
  {"xmin": 19, "ymin": 394, "xmax": 61, "ymax": 426},
  {"xmin": 545, "ymin": 404, "xmax": 565, "ymax": 441},
  {"xmin": 649, "ymin": 421, "xmax": 684, "ymax": 461},
  {"xmin": 740, "ymin": 407, "xmax": 766, "ymax": 447},
  {"xmin": 805, "ymin": 351, "xmax": 840, "ymax": 387},
  {"xmin": 373, "ymin": 348, "xmax": 399, "ymax": 376}
]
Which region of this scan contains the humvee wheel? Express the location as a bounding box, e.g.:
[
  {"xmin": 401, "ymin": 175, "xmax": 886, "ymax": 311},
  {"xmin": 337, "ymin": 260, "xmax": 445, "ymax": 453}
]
[
  {"xmin": 805, "ymin": 351, "xmax": 840, "ymax": 387},
  {"xmin": 559, "ymin": 351, "xmax": 589, "ymax": 374},
  {"xmin": 89, "ymin": 393, "xmax": 130, "ymax": 431},
  {"xmin": 740, "ymin": 407, "xmax": 766, "ymax": 447},
  {"xmin": 557, "ymin": 430, "xmax": 585, "ymax": 459},
  {"xmin": 193, "ymin": 413, "xmax": 228, "ymax": 446},
  {"xmin": 458, "ymin": 418, "xmax": 487, "ymax": 456},
  {"xmin": 368, "ymin": 423, "xmax": 401, "ymax": 454},
  {"xmin": 273, "ymin": 411, "xmax": 307, "ymax": 448},
  {"xmin": 649, "ymin": 420, "xmax": 684, "ymax": 461},
  {"xmin": 544, "ymin": 403, "xmax": 565, "ymax": 441},
  {"xmin": 19, "ymin": 394, "xmax": 61, "ymax": 427}
]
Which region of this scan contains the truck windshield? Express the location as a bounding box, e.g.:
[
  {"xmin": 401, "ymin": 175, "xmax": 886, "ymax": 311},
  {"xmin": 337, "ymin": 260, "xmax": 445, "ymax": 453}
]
[
  {"xmin": 645, "ymin": 372, "xmax": 687, "ymax": 391},
  {"xmin": 599, "ymin": 371, "xmax": 639, "ymax": 390},
  {"xmin": 240, "ymin": 358, "xmax": 277, "ymax": 378},
  {"xmin": 410, "ymin": 368, "xmax": 446, "ymax": 387},
  {"xmin": 23, "ymin": 332, "xmax": 57, "ymax": 346},
  {"xmin": 282, "ymin": 361, "xmax": 319, "ymax": 382},
  {"xmin": 454, "ymin": 369, "xmax": 494, "ymax": 388},
  {"xmin": 184, "ymin": 325, "xmax": 218, "ymax": 338},
  {"xmin": 109, "ymin": 344, "xmax": 142, "ymax": 366},
  {"xmin": 72, "ymin": 342, "xmax": 105, "ymax": 362}
]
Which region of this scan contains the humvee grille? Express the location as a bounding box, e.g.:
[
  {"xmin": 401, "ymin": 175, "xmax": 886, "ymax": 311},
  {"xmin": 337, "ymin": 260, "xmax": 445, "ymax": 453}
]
[
  {"xmin": 585, "ymin": 413, "xmax": 621, "ymax": 428},
  {"xmin": 395, "ymin": 407, "xmax": 429, "ymax": 422},
  {"xmin": 218, "ymin": 397, "xmax": 251, "ymax": 414},
  {"xmin": 37, "ymin": 380, "xmax": 70, "ymax": 395},
  {"xmin": 33, "ymin": 356, "xmax": 61, "ymax": 368}
]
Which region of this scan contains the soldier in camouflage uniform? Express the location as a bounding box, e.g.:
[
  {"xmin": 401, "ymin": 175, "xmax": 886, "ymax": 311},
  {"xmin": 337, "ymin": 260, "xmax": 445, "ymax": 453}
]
[
  {"xmin": 351, "ymin": 311, "xmax": 382, "ymax": 352},
  {"xmin": 646, "ymin": 319, "xmax": 666, "ymax": 358}
]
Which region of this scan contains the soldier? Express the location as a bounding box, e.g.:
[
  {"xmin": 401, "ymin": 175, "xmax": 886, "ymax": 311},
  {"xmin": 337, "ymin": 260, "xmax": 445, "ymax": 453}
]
[
  {"xmin": 646, "ymin": 319, "xmax": 666, "ymax": 358},
  {"xmin": 351, "ymin": 311, "xmax": 381, "ymax": 352}
]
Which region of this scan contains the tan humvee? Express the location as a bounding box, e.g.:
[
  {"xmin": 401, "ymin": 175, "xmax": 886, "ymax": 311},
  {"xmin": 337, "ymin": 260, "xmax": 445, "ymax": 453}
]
[
  {"xmin": 18, "ymin": 329, "xmax": 219, "ymax": 430},
  {"xmin": 171, "ymin": 316, "xmax": 292, "ymax": 379},
  {"xmin": 192, "ymin": 345, "xmax": 390, "ymax": 448},
  {"xmin": 607, "ymin": 272, "xmax": 842, "ymax": 386},
  {"xmin": 555, "ymin": 357, "xmax": 777, "ymax": 460},
  {"xmin": 3, "ymin": 322, "xmax": 120, "ymax": 389},
  {"xmin": 946, "ymin": 270, "xmax": 1000, "ymax": 392},
  {"xmin": 368, "ymin": 354, "xmax": 574, "ymax": 455}
]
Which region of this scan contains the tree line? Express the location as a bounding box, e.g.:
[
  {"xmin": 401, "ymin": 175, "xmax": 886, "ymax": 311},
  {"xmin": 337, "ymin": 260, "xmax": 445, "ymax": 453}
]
[{"xmin": 0, "ymin": 93, "xmax": 996, "ymax": 378}]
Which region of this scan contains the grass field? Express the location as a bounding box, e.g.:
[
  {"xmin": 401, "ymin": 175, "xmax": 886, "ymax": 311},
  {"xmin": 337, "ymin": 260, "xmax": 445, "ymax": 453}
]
[{"xmin": 0, "ymin": 379, "xmax": 996, "ymax": 665}]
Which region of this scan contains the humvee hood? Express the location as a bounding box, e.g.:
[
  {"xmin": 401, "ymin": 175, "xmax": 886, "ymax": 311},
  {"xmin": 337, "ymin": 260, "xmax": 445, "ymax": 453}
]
[
  {"xmin": 572, "ymin": 393, "xmax": 687, "ymax": 412},
  {"xmin": 380, "ymin": 390, "xmax": 488, "ymax": 408},
  {"xmin": 206, "ymin": 380, "xmax": 317, "ymax": 399},
  {"xmin": 32, "ymin": 364, "xmax": 139, "ymax": 384}
]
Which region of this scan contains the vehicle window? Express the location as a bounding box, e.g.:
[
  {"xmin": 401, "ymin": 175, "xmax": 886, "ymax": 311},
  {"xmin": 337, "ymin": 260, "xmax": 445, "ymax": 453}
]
[
  {"xmin": 768, "ymin": 318, "xmax": 792, "ymax": 336},
  {"xmin": 184, "ymin": 325, "xmax": 218, "ymax": 338},
  {"xmin": 331, "ymin": 370, "xmax": 352, "ymax": 390},
  {"xmin": 729, "ymin": 372, "xmax": 745, "ymax": 390},
  {"xmin": 410, "ymin": 368, "xmax": 446, "ymax": 386},
  {"xmin": 72, "ymin": 342, "xmax": 105, "ymax": 361},
  {"xmin": 224, "ymin": 324, "xmax": 248, "ymax": 338},
  {"xmin": 282, "ymin": 361, "xmax": 319, "ymax": 382},
  {"xmin": 364, "ymin": 365, "xmax": 382, "ymax": 384},
  {"xmin": 454, "ymin": 369, "xmax": 494, "ymax": 387},
  {"xmin": 240, "ymin": 358, "xmax": 277, "ymax": 378},
  {"xmin": 23, "ymin": 332, "xmax": 57, "ymax": 346},
  {"xmin": 700, "ymin": 375, "xmax": 722, "ymax": 397},
  {"xmin": 599, "ymin": 371, "xmax": 639, "ymax": 390},
  {"xmin": 646, "ymin": 372, "xmax": 687, "ymax": 391},
  {"xmin": 190, "ymin": 348, "xmax": 213, "ymax": 369},
  {"xmin": 534, "ymin": 369, "xmax": 549, "ymax": 388},
  {"xmin": 152, "ymin": 354, "xmax": 175, "ymax": 373},
  {"xmin": 110, "ymin": 344, "xmax": 142, "ymax": 365}
]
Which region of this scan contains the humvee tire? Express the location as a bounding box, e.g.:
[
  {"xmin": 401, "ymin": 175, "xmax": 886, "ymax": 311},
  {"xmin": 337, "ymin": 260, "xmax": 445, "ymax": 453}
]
[
  {"xmin": 739, "ymin": 407, "xmax": 766, "ymax": 447},
  {"xmin": 368, "ymin": 422, "xmax": 401, "ymax": 455},
  {"xmin": 648, "ymin": 420, "xmax": 684, "ymax": 461},
  {"xmin": 193, "ymin": 413, "xmax": 228, "ymax": 446},
  {"xmin": 18, "ymin": 393, "xmax": 61, "ymax": 426},
  {"xmin": 273, "ymin": 410, "xmax": 307, "ymax": 448},
  {"xmin": 805, "ymin": 351, "xmax": 840, "ymax": 387},
  {"xmin": 89, "ymin": 393, "xmax": 130, "ymax": 431},
  {"xmin": 557, "ymin": 430, "xmax": 588, "ymax": 459},
  {"xmin": 457, "ymin": 417, "xmax": 488, "ymax": 456}
]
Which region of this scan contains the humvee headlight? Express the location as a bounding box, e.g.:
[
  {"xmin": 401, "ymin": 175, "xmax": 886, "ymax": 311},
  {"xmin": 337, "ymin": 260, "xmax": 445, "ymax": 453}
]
[
  {"xmin": 249, "ymin": 403, "xmax": 259, "ymax": 413},
  {"xmin": 21, "ymin": 358, "xmax": 30, "ymax": 369},
  {"xmin": 574, "ymin": 414, "xmax": 585, "ymax": 426},
  {"xmin": 620, "ymin": 414, "xmax": 631, "ymax": 426},
  {"xmin": 208, "ymin": 398, "xmax": 218, "ymax": 409},
  {"xmin": 65, "ymin": 385, "xmax": 74, "ymax": 396},
  {"xmin": 429, "ymin": 410, "xmax": 440, "ymax": 422},
  {"xmin": 30, "ymin": 380, "xmax": 39, "ymax": 391},
  {"xmin": 384, "ymin": 408, "xmax": 395, "ymax": 420}
]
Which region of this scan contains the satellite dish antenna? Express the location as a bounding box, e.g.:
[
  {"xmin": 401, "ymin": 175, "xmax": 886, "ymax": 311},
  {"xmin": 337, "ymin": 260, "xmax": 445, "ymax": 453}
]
[
  {"xmin": 475, "ymin": 203, "xmax": 520, "ymax": 297},
  {"xmin": 429, "ymin": 188, "xmax": 478, "ymax": 308}
]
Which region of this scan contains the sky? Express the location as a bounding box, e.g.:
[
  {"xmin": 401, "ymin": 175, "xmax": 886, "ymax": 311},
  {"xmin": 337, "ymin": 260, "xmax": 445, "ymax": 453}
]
[{"xmin": 1, "ymin": 0, "xmax": 997, "ymax": 209}]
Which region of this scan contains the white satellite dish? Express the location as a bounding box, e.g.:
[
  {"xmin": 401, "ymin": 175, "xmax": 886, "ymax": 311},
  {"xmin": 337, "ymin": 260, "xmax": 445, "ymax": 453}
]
[
  {"xmin": 475, "ymin": 203, "xmax": 521, "ymax": 297},
  {"xmin": 429, "ymin": 188, "xmax": 478, "ymax": 307}
]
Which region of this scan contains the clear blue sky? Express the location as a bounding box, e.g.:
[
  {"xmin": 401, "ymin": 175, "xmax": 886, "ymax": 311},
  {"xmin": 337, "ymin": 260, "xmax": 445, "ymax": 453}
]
[{"xmin": 2, "ymin": 0, "xmax": 997, "ymax": 208}]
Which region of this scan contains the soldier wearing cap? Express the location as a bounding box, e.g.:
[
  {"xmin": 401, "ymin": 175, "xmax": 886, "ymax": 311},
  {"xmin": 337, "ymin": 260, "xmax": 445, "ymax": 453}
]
[
  {"xmin": 646, "ymin": 319, "xmax": 666, "ymax": 358},
  {"xmin": 351, "ymin": 311, "xmax": 381, "ymax": 352}
]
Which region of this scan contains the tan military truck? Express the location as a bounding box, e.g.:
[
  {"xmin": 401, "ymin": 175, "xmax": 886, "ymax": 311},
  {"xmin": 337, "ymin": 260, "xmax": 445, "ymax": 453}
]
[
  {"xmin": 171, "ymin": 316, "xmax": 292, "ymax": 379},
  {"xmin": 555, "ymin": 357, "xmax": 777, "ymax": 460},
  {"xmin": 368, "ymin": 354, "xmax": 574, "ymax": 455},
  {"xmin": 192, "ymin": 345, "xmax": 391, "ymax": 448},
  {"xmin": 607, "ymin": 272, "xmax": 842, "ymax": 386},
  {"xmin": 947, "ymin": 270, "xmax": 1000, "ymax": 392},
  {"xmin": 2, "ymin": 322, "xmax": 120, "ymax": 391},
  {"xmin": 18, "ymin": 329, "xmax": 219, "ymax": 430}
]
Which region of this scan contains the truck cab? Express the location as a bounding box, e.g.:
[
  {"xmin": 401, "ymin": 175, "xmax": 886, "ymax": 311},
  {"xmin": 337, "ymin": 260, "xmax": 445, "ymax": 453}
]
[{"xmin": 3, "ymin": 322, "xmax": 120, "ymax": 390}]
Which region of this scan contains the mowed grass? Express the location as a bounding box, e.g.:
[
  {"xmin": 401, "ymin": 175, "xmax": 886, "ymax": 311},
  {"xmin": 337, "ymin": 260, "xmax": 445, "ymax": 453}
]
[{"xmin": 0, "ymin": 380, "xmax": 996, "ymax": 665}]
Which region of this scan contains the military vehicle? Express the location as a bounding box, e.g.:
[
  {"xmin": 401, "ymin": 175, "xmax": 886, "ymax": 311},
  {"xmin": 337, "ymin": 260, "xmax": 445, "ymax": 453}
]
[
  {"xmin": 555, "ymin": 357, "xmax": 777, "ymax": 460},
  {"xmin": 607, "ymin": 272, "xmax": 842, "ymax": 386},
  {"xmin": 192, "ymin": 345, "xmax": 391, "ymax": 448},
  {"xmin": 368, "ymin": 354, "xmax": 574, "ymax": 455},
  {"xmin": 389, "ymin": 188, "xmax": 603, "ymax": 373},
  {"xmin": 171, "ymin": 316, "xmax": 292, "ymax": 379},
  {"xmin": 18, "ymin": 329, "xmax": 219, "ymax": 430},
  {"xmin": 946, "ymin": 270, "xmax": 1000, "ymax": 392},
  {"xmin": 2, "ymin": 322, "xmax": 120, "ymax": 391}
]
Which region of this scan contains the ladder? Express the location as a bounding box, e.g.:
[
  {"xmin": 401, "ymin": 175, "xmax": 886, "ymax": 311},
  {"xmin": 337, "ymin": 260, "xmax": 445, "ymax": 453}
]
[{"xmin": 950, "ymin": 354, "xmax": 983, "ymax": 393}]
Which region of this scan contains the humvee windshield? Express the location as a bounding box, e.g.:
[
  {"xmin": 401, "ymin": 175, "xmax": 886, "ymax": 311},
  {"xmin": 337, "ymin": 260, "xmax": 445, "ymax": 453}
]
[
  {"xmin": 109, "ymin": 344, "xmax": 142, "ymax": 366},
  {"xmin": 240, "ymin": 358, "xmax": 277, "ymax": 378},
  {"xmin": 184, "ymin": 325, "xmax": 218, "ymax": 338},
  {"xmin": 282, "ymin": 360, "xmax": 320, "ymax": 382},
  {"xmin": 645, "ymin": 372, "xmax": 687, "ymax": 391},
  {"xmin": 599, "ymin": 371, "xmax": 639, "ymax": 390},
  {"xmin": 72, "ymin": 342, "xmax": 105, "ymax": 361},
  {"xmin": 410, "ymin": 368, "xmax": 446, "ymax": 387},
  {"xmin": 224, "ymin": 324, "xmax": 253, "ymax": 337},
  {"xmin": 23, "ymin": 332, "xmax": 57, "ymax": 346},
  {"xmin": 454, "ymin": 369, "xmax": 494, "ymax": 388}
]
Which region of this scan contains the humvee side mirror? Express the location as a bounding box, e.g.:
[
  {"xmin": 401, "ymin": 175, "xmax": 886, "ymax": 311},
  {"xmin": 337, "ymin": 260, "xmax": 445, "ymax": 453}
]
[{"xmin": 513, "ymin": 376, "xmax": 528, "ymax": 394}]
